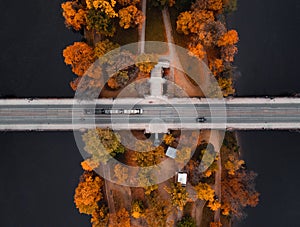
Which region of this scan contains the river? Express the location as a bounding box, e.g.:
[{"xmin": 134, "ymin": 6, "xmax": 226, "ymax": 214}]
[
  {"xmin": 0, "ymin": 0, "xmax": 299, "ymax": 226},
  {"xmin": 228, "ymin": 0, "xmax": 300, "ymax": 226}
]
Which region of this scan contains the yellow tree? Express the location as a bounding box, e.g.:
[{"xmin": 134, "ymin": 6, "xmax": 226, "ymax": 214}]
[
  {"xmin": 61, "ymin": 1, "xmax": 86, "ymax": 31},
  {"xmin": 63, "ymin": 42, "xmax": 95, "ymax": 76},
  {"xmin": 86, "ymin": 0, "xmax": 118, "ymax": 18},
  {"xmin": 163, "ymin": 133, "xmax": 175, "ymax": 145},
  {"xmin": 94, "ymin": 39, "xmax": 119, "ymax": 58},
  {"xmin": 118, "ymin": 6, "xmax": 144, "ymax": 29},
  {"xmin": 164, "ymin": 182, "xmax": 189, "ymax": 210},
  {"xmin": 224, "ymin": 154, "xmax": 245, "ymax": 175},
  {"xmin": 135, "ymin": 53, "xmax": 158, "ymax": 73},
  {"xmin": 109, "ymin": 208, "xmax": 131, "ymax": 227},
  {"xmin": 74, "ymin": 172, "xmax": 104, "ymax": 215},
  {"xmin": 131, "ymin": 200, "xmax": 144, "ymax": 218},
  {"xmin": 194, "ymin": 182, "xmax": 215, "ymax": 201}
]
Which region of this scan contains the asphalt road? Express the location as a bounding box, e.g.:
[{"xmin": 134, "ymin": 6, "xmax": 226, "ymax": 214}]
[{"xmin": 0, "ymin": 103, "xmax": 299, "ymax": 129}]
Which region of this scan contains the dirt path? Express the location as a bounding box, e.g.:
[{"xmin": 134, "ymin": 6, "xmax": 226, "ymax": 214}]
[
  {"xmin": 138, "ymin": 0, "xmax": 147, "ymax": 53},
  {"xmin": 161, "ymin": 8, "xmax": 203, "ymax": 97}
]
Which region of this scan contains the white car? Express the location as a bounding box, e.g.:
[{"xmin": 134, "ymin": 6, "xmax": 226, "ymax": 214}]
[{"xmin": 123, "ymin": 109, "xmax": 143, "ymax": 114}]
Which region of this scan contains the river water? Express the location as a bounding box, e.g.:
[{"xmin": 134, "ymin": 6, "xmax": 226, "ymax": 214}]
[
  {"xmin": 0, "ymin": 0, "xmax": 299, "ymax": 226},
  {"xmin": 228, "ymin": 0, "xmax": 300, "ymax": 226}
]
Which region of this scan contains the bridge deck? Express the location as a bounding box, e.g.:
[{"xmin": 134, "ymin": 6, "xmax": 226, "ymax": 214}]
[{"xmin": 0, "ymin": 98, "xmax": 299, "ymax": 132}]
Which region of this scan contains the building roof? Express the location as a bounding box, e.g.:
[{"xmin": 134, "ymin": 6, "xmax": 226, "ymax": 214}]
[
  {"xmin": 177, "ymin": 172, "xmax": 187, "ymax": 185},
  {"xmin": 166, "ymin": 146, "xmax": 177, "ymax": 159}
]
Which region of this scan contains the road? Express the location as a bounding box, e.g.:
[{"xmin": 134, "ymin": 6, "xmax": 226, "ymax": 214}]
[{"xmin": 0, "ymin": 98, "xmax": 300, "ymax": 131}]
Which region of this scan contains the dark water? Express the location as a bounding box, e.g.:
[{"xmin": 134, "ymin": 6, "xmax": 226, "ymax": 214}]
[
  {"xmin": 228, "ymin": 0, "xmax": 300, "ymax": 226},
  {"xmin": 228, "ymin": 0, "xmax": 300, "ymax": 96},
  {"xmin": 235, "ymin": 131, "xmax": 300, "ymax": 227},
  {"xmin": 0, "ymin": 0, "xmax": 81, "ymax": 97},
  {"xmin": 0, "ymin": 132, "xmax": 89, "ymax": 226}
]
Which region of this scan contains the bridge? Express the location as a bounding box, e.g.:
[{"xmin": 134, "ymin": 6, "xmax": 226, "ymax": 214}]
[{"xmin": 0, "ymin": 97, "xmax": 299, "ymax": 132}]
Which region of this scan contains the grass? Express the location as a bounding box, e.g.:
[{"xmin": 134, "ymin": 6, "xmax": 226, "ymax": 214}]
[
  {"xmin": 145, "ymin": 3, "xmax": 166, "ymax": 43},
  {"xmin": 111, "ymin": 24, "xmax": 138, "ymax": 46}
]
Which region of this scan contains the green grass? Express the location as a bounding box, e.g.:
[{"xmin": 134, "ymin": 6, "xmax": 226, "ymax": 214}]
[{"xmin": 145, "ymin": 3, "xmax": 166, "ymax": 43}]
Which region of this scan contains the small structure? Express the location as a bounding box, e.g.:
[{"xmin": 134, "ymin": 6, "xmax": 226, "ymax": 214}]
[
  {"xmin": 165, "ymin": 146, "xmax": 177, "ymax": 159},
  {"xmin": 176, "ymin": 172, "xmax": 187, "ymax": 186}
]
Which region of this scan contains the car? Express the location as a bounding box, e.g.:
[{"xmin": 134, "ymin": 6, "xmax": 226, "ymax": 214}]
[
  {"xmin": 123, "ymin": 109, "xmax": 143, "ymax": 114},
  {"xmin": 96, "ymin": 109, "xmax": 123, "ymax": 114},
  {"xmin": 196, "ymin": 117, "xmax": 207, "ymax": 122}
]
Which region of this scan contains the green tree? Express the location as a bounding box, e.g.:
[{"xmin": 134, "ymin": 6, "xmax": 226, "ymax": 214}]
[
  {"xmin": 177, "ymin": 216, "xmax": 196, "ymax": 227},
  {"xmin": 86, "ymin": 9, "xmax": 116, "ymax": 36}
]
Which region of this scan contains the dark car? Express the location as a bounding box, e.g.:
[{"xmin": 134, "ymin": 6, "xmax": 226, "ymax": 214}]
[{"xmin": 196, "ymin": 117, "xmax": 207, "ymax": 122}]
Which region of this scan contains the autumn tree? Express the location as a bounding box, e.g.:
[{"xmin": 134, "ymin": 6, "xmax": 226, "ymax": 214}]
[
  {"xmin": 177, "ymin": 216, "xmax": 196, "ymax": 227},
  {"xmin": 91, "ymin": 205, "xmax": 109, "ymax": 227},
  {"xmin": 82, "ymin": 128, "xmax": 125, "ymax": 165},
  {"xmin": 94, "ymin": 39, "xmax": 119, "ymax": 58},
  {"xmin": 131, "ymin": 200, "xmax": 145, "ymax": 218},
  {"xmin": 224, "ymin": 154, "xmax": 245, "ymax": 175},
  {"xmin": 109, "ymin": 208, "xmax": 131, "ymax": 227},
  {"xmin": 86, "ymin": 9, "xmax": 116, "ymax": 36},
  {"xmin": 188, "ymin": 42, "xmax": 206, "ymax": 60},
  {"xmin": 118, "ymin": 6, "xmax": 144, "ymax": 29},
  {"xmin": 164, "ymin": 182, "xmax": 189, "ymax": 210},
  {"xmin": 135, "ymin": 53, "xmax": 158, "ymax": 73},
  {"xmin": 133, "ymin": 141, "xmax": 165, "ymax": 167},
  {"xmin": 195, "ymin": 182, "xmax": 215, "ymax": 202},
  {"xmin": 86, "ymin": 0, "xmax": 118, "ymax": 18},
  {"xmin": 81, "ymin": 158, "xmax": 100, "ymax": 171},
  {"xmin": 74, "ymin": 172, "xmax": 104, "ymax": 215},
  {"xmin": 107, "ymin": 71, "xmax": 129, "ymax": 89},
  {"xmin": 210, "ymin": 221, "xmax": 222, "ymax": 227},
  {"xmin": 145, "ymin": 193, "xmax": 172, "ymax": 227},
  {"xmin": 61, "ymin": 1, "xmax": 86, "ymax": 31},
  {"xmin": 163, "ymin": 133, "xmax": 175, "ymax": 145},
  {"xmin": 220, "ymin": 44, "xmax": 238, "ymax": 62},
  {"xmin": 221, "ymin": 170, "xmax": 259, "ymax": 219},
  {"xmin": 113, "ymin": 163, "xmax": 129, "ymax": 183},
  {"xmin": 176, "ymin": 10, "xmax": 214, "ymax": 35},
  {"xmin": 217, "ymin": 76, "xmax": 235, "ymax": 96},
  {"xmin": 175, "ymin": 146, "xmax": 192, "ymax": 164},
  {"xmin": 63, "ymin": 42, "xmax": 96, "ymax": 76},
  {"xmin": 191, "ymin": 0, "xmax": 223, "ymax": 12},
  {"xmin": 217, "ymin": 30, "xmax": 239, "ymax": 47},
  {"xmin": 117, "ymin": 0, "xmax": 140, "ymax": 6}
]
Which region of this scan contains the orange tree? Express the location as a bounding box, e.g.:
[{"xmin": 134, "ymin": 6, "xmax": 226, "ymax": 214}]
[
  {"xmin": 74, "ymin": 171, "xmax": 104, "ymax": 215},
  {"xmin": 118, "ymin": 5, "xmax": 144, "ymax": 29},
  {"xmin": 63, "ymin": 42, "xmax": 95, "ymax": 76},
  {"xmin": 108, "ymin": 208, "xmax": 131, "ymax": 227},
  {"xmin": 61, "ymin": 1, "xmax": 86, "ymax": 31}
]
